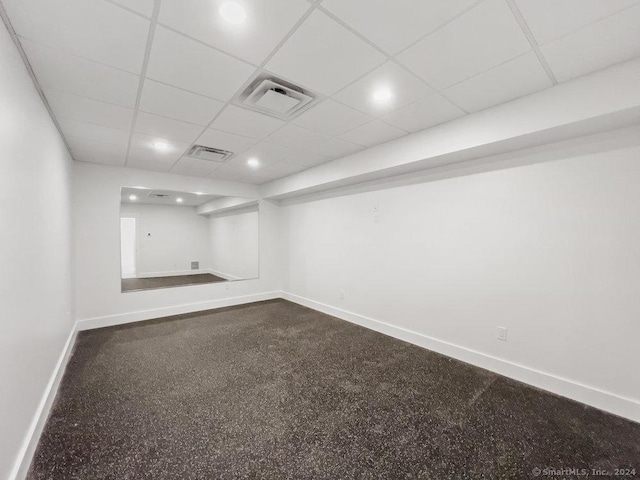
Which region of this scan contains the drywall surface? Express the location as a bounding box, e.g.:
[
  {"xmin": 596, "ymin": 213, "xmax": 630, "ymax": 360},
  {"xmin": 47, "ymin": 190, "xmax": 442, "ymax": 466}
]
[
  {"xmin": 281, "ymin": 142, "xmax": 640, "ymax": 415},
  {"xmin": 0, "ymin": 20, "xmax": 74, "ymax": 480},
  {"xmin": 120, "ymin": 203, "xmax": 212, "ymax": 276},
  {"xmin": 209, "ymin": 210, "xmax": 259, "ymax": 280},
  {"xmin": 74, "ymin": 162, "xmax": 283, "ymax": 322}
]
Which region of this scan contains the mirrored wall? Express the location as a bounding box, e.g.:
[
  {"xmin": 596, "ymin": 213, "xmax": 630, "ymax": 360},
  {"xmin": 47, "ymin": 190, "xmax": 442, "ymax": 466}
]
[{"xmin": 120, "ymin": 188, "xmax": 259, "ymax": 292}]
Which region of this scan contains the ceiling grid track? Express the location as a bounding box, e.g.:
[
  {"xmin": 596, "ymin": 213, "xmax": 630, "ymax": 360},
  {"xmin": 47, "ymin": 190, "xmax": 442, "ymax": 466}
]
[
  {"xmin": 0, "ymin": 0, "xmax": 74, "ymax": 158},
  {"xmin": 165, "ymin": 1, "xmax": 320, "ymax": 178},
  {"xmin": 124, "ymin": 0, "xmax": 163, "ymax": 167},
  {"xmin": 504, "ymin": 0, "xmax": 558, "ymax": 85}
]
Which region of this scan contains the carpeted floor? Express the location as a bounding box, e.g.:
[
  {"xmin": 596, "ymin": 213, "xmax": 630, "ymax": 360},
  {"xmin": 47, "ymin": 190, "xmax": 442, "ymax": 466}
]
[
  {"xmin": 28, "ymin": 300, "xmax": 640, "ymax": 479},
  {"xmin": 121, "ymin": 273, "xmax": 227, "ymax": 292}
]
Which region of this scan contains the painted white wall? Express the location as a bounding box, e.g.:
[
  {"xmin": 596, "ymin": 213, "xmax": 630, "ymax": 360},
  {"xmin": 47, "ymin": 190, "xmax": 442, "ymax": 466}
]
[
  {"xmin": 209, "ymin": 209, "xmax": 259, "ymax": 280},
  {"xmin": 120, "ymin": 203, "xmax": 212, "ymax": 277},
  {"xmin": 280, "ymin": 140, "xmax": 640, "ymax": 418},
  {"xmin": 0, "ymin": 21, "xmax": 74, "ymax": 480},
  {"xmin": 120, "ymin": 217, "xmax": 136, "ymax": 278},
  {"xmin": 74, "ymin": 162, "xmax": 283, "ymax": 324}
]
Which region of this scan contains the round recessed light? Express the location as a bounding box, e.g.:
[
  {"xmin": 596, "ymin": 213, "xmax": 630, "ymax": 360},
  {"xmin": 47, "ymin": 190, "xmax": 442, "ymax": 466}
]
[
  {"xmin": 129, "ymin": 195, "xmax": 137, "ymax": 201},
  {"xmin": 247, "ymin": 158, "xmax": 260, "ymax": 168},
  {"xmin": 220, "ymin": 1, "xmax": 247, "ymax": 25},
  {"xmin": 372, "ymin": 88, "xmax": 393, "ymax": 103},
  {"xmin": 176, "ymin": 197, "xmax": 184, "ymax": 203},
  {"xmin": 153, "ymin": 141, "xmax": 170, "ymax": 152}
]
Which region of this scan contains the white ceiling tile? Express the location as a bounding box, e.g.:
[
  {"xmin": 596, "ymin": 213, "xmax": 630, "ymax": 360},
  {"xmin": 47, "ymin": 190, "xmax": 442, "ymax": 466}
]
[
  {"xmin": 541, "ymin": 4, "xmax": 640, "ymax": 82},
  {"xmin": 146, "ymin": 26, "xmax": 256, "ymax": 100},
  {"xmin": 170, "ymin": 157, "xmax": 221, "ymax": 177},
  {"xmin": 139, "ymin": 80, "xmax": 225, "ymax": 126},
  {"xmin": 265, "ymin": 10, "xmax": 386, "ymax": 95},
  {"xmin": 339, "ymin": 120, "xmax": 407, "ymax": 147},
  {"xmin": 127, "ymin": 148, "xmax": 177, "ymax": 172},
  {"xmin": 312, "ymin": 138, "xmax": 365, "ymax": 159},
  {"xmin": 266, "ymin": 124, "xmax": 331, "ymax": 150},
  {"xmin": 514, "ymin": 0, "xmax": 640, "ymax": 45},
  {"xmin": 443, "ymin": 52, "xmax": 552, "ymax": 112},
  {"xmin": 158, "ymin": 0, "xmax": 310, "ymax": 65},
  {"xmin": 292, "ymin": 99, "xmax": 372, "ymax": 136},
  {"xmin": 46, "ymin": 90, "xmax": 134, "ymax": 130},
  {"xmin": 265, "ymin": 160, "xmax": 309, "ymax": 177},
  {"xmin": 130, "ymin": 133, "xmax": 190, "ymax": 157},
  {"xmin": 66, "ymin": 136, "xmax": 127, "ymax": 166},
  {"xmin": 322, "ymin": 0, "xmax": 478, "ymax": 55},
  {"xmin": 286, "ymin": 150, "xmax": 333, "ymax": 167},
  {"xmin": 381, "ymin": 94, "xmax": 465, "ymax": 133},
  {"xmin": 196, "ymin": 128, "xmax": 257, "ymax": 154},
  {"xmin": 333, "ymin": 62, "xmax": 432, "ymax": 116},
  {"xmin": 397, "ymin": 0, "xmax": 531, "ymax": 89},
  {"xmin": 21, "ymin": 40, "xmax": 139, "ymax": 108},
  {"xmin": 210, "ymin": 106, "xmax": 286, "ymax": 139},
  {"xmin": 108, "ymin": 0, "xmax": 155, "ymax": 17},
  {"xmin": 229, "ymin": 142, "xmax": 298, "ymax": 168},
  {"xmin": 134, "ymin": 111, "xmax": 203, "ymax": 143},
  {"xmin": 210, "ymin": 163, "xmax": 250, "ymax": 182},
  {"xmin": 58, "ymin": 119, "xmax": 130, "ymax": 147},
  {"xmin": 4, "ymin": 0, "xmax": 149, "ymax": 73}
]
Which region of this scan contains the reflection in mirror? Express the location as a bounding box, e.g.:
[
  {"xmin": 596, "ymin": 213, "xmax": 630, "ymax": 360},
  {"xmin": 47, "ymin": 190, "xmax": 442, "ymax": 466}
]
[{"xmin": 119, "ymin": 187, "xmax": 259, "ymax": 292}]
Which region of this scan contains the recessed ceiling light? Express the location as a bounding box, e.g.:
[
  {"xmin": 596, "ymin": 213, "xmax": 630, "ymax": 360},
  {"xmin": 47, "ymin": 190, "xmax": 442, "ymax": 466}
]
[
  {"xmin": 194, "ymin": 192, "xmax": 204, "ymax": 196},
  {"xmin": 247, "ymin": 158, "xmax": 260, "ymax": 168},
  {"xmin": 176, "ymin": 197, "xmax": 184, "ymax": 203},
  {"xmin": 372, "ymin": 88, "xmax": 393, "ymax": 104},
  {"xmin": 129, "ymin": 195, "xmax": 137, "ymax": 201},
  {"xmin": 153, "ymin": 141, "xmax": 170, "ymax": 152},
  {"xmin": 220, "ymin": 1, "xmax": 247, "ymax": 25}
]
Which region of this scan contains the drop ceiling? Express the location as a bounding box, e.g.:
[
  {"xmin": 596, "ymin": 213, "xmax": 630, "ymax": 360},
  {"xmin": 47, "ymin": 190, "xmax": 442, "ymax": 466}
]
[{"xmin": 2, "ymin": 0, "xmax": 639, "ymax": 185}]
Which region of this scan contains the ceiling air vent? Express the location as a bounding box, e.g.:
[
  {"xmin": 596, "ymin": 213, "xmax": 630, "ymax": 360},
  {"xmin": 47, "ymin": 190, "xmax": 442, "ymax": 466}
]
[
  {"xmin": 186, "ymin": 145, "xmax": 233, "ymax": 163},
  {"xmin": 240, "ymin": 78, "xmax": 317, "ymax": 120}
]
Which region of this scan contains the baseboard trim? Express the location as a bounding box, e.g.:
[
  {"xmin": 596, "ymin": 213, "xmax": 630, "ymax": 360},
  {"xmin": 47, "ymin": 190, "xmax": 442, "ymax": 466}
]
[
  {"xmin": 9, "ymin": 322, "xmax": 78, "ymax": 480},
  {"xmin": 77, "ymin": 291, "xmax": 280, "ymax": 331},
  {"xmin": 209, "ymin": 269, "xmax": 242, "ymax": 281},
  {"xmin": 280, "ymin": 291, "xmax": 640, "ymax": 423}
]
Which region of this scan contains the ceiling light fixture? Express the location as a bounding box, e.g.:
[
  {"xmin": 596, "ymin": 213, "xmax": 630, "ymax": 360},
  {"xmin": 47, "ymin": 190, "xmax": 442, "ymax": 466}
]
[
  {"xmin": 220, "ymin": 1, "xmax": 247, "ymax": 25},
  {"xmin": 153, "ymin": 141, "xmax": 170, "ymax": 152},
  {"xmin": 129, "ymin": 195, "xmax": 137, "ymax": 201},
  {"xmin": 247, "ymin": 158, "xmax": 260, "ymax": 168},
  {"xmin": 372, "ymin": 88, "xmax": 393, "ymax": 104},
  {"xmin": 194, "ymin": 192, "xmax": 204, "ymax": 195},
  {"xmin": 176, "ymin": 197, "xmax": 184, "ymax": 203}
]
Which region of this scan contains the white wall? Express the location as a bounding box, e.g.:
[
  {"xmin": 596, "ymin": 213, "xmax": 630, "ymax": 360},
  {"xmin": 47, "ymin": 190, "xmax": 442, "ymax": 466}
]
[
  {"xmin": 120, "ymin": 203, "xmax": 212, "ymax": 276},
  {"xmin": 74, "ymin": 162, "xmax": 283, "ymax": 326},
  {"xmin": 281, "ymin": 141, "xmax": 640, "ymax": 420},
  {"xmin": 0, "ymin": 20, "xmax": 74, "ymax": 480},
  {"xmin": 209, "ymin": 209, "xmax": 259, "ymax": 280}
]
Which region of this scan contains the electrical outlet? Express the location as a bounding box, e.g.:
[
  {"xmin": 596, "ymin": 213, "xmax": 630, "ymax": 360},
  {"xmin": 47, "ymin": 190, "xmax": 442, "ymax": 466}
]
[
  {"xmin": 497, "ymin": 326, "xmax": 507, "ymax": 341},
  {"xmin": 339, "ymin": 290, "xmax": 345, "ymax": 300}
]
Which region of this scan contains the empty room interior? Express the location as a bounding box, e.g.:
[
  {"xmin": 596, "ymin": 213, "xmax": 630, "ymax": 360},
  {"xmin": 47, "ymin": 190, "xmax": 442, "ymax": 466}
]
[{"xmin": 2, "ymin": 0, "xmax": 640, "ymax": 478}]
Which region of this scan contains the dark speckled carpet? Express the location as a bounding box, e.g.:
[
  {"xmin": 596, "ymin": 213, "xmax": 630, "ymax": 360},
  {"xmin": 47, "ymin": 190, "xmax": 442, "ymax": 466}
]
[{"xmin": 28, "ymin": 300, "xmax": 640, "ymax": 479}]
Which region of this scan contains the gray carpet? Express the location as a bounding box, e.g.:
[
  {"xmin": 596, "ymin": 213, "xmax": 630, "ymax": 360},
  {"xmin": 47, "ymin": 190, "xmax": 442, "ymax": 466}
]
[
  {"xmin": 121, "ymin": 273, "xmax": 227, "ymax": 292},
  {"xmin": 28, "ymin": 300, "xmax": 640, "ymax": 479}
]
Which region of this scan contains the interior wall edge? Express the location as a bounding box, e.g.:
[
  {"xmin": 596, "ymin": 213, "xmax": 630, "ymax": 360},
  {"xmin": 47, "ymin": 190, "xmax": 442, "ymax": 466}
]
[
  {"xmin": 280, "ymin": 291, "xmax": 640, "ymax": 424},
  {"xmin": 76, "ymin": 291, "xmax": 280, "ymax": 331},
  {"xmin": 274, "ymin": 124, "xmax": 640, "ymax": 207},
  {"xmin": 8, "ymin": 322, "xmax": 79, "ymax": 480}
]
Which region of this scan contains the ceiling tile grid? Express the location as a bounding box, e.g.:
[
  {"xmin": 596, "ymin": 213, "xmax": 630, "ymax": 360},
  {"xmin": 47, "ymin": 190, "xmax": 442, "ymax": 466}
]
[{"xmin": 4, "ymin": 0, "xmax": 639, "ymax": 185}]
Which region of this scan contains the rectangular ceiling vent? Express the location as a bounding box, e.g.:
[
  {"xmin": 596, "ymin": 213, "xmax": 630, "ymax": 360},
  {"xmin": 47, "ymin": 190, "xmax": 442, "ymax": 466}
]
[
  {"xmin": 148, "ymin": 193, "xmax": 171, "ymax": 198},
  {"xmin": 186, "ymin": 145, "xmax": 233, "ymax": 163},
  {"xmin": 240, "ymin": 77, "xmax": 318, "ymax": 120}
]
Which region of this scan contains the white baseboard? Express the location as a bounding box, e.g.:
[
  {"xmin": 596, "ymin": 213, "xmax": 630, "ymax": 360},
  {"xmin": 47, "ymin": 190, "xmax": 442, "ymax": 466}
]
[
  {"xmin": 9, "ymin": 322, "xmax": 78, "ymax": 480},
  {"xmin": 280, "ymin": 291, "xmax": 640, "ymax": 424},
  {"xmin": 77, "ymin": 291, "xmax": 280, "ymax": 331},
  {"xmin": 209, "ymin": 269, "xmax": 242, "ymax": 281},
  {"xmin": 135, "ymin": 269, "xmax": 213, "ymax": 278}
]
